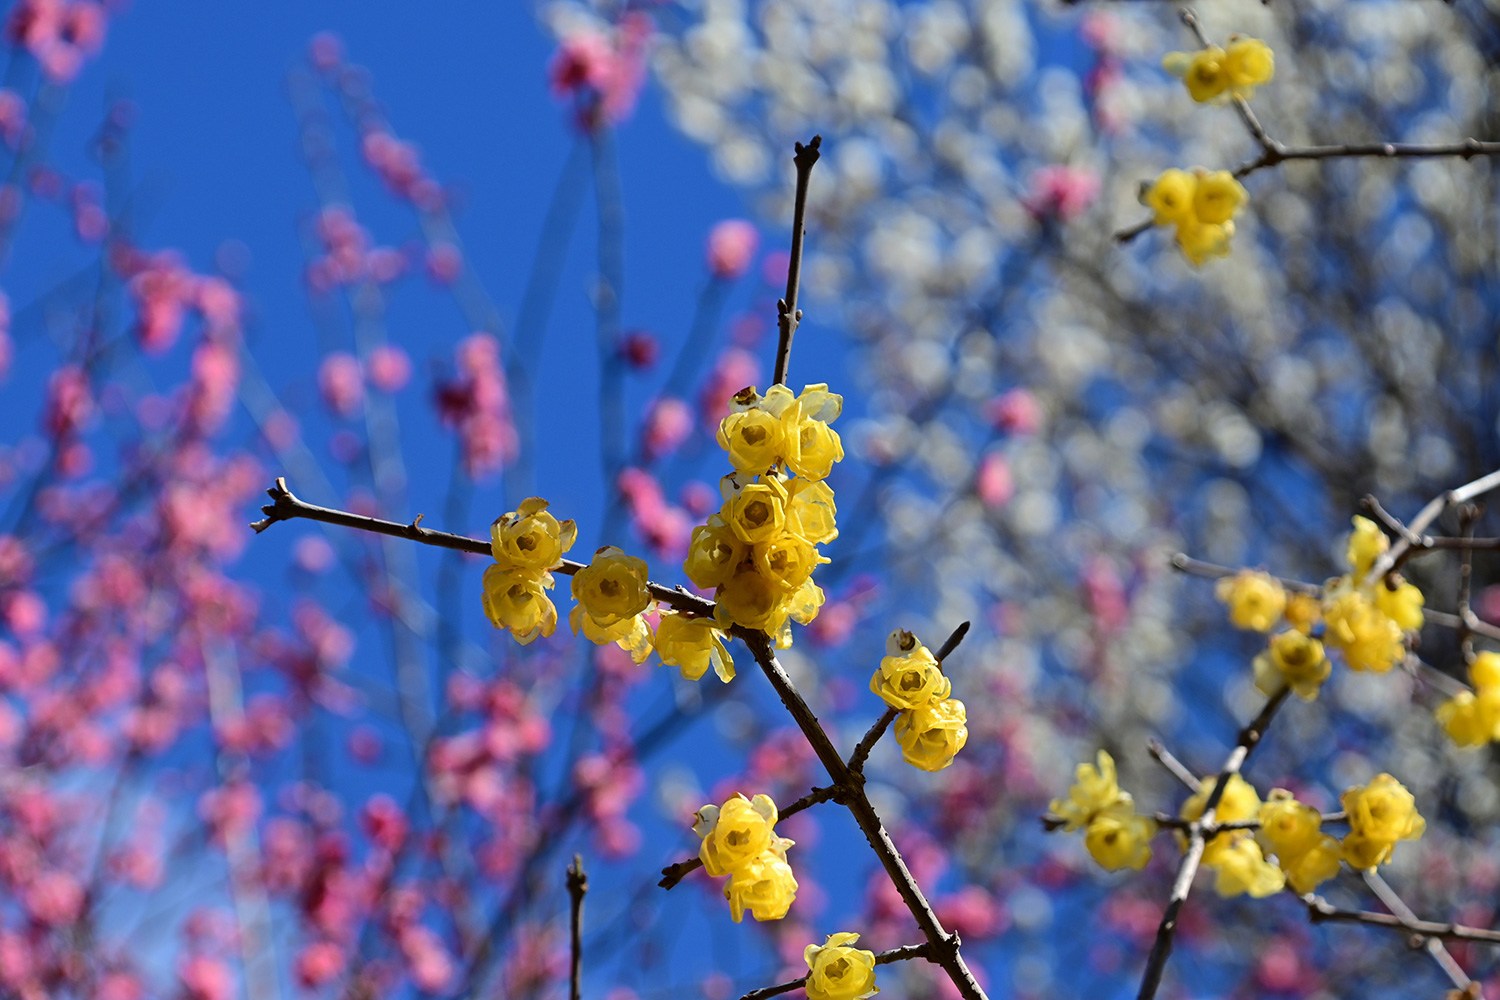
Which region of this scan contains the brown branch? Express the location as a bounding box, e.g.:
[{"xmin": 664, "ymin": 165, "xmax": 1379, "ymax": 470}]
[
  {"xmin": 1375, "ymin": 468, "xmax": 1500, "ymax": 582},
  {"xmin": 251, "ymin": 477, "xmax": 718, "ymax": 617},
  {"xmin": 567, "ymin": 855, "xmax": 588, "ymax": 1000},
  {"xmin": 737, "ymin": 943, "xmax": 932, "ymax": 1000},
  {"xmin": 1137, "ymin": 688, "xmax": 1291, "ymax": 1000},
  {"xmin": 1305, "ymin": 888, "xmax": 1500, "ymax": 947},
  {"xmin": 772, "ymin": 135, "xmax": 821, "ymax": 388},
  {"xmin": 741, "ymin": 631, "xmax": 987, "ymax": 999}
]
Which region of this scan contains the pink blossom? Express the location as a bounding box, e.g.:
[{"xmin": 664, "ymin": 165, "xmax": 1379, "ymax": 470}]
[
  {"xmin": 425, "ymin": 242, "xmax": 462, "ymax": 284},
  {"xmin": 198, "ymin": 782, "xmax": 262, "ymax": 845},
  {"xmin": 1024, "ymin": 165, "xmax": 1100, "ymax": 222},
  {"xmin": 985, "ymin": 387, "xmax": 1042, "ymax": 435},
  {"xmin": 295, "ymin": 941, "xmax": 344, "ymax": 988},
  {"xmin": 95, "ymin": 971, "xmax": 145, "ymax": 1000},
  {"xmin": 0, "ymin": 90, "xmax": 27, "ymax": 148},
  {"xmin": 366, "ymin": 344, "xmax": 411, "ymax": 393},
  {"xmin": 292, "ymin": 535, "xmax": 335, "ymax": 574},
  {"xmin": 641, "ymin": 397, "xmax": 692, "ymax": 459},
  {"xmin": 318, "ymin": 352, "xmax": 364, "ymax": 417},
  {"xmin": 2, "ymin": 590, "xmax": 45, "ymax": 637},
  {"xmin": 706, "ymin": 219, "xmax": 758, "ymax": 279},
  {"xmin": 43, "ymin": 364, "xmax": 93, "ymax": 439},
  {"xmin": 548, "ymin": 13, "xmax": 652, "ymax": 128},
  {"xmin": 177, "ymin": 954, "xmax": 232, "ymax": 1000},
  {"xmin": 361, "ymin": 794, "xmax": 408, "ymax": 852},
  {"xmin": 400, "ymin": 925, "xmax": 454, "ymax": 993},
  {"xmin": 25, "ymin": 869, "xmax": 84, "ymax": 926},
  {"xmin": 975, "ymin": 453, "xmax": 1013, "ymax": 509},
  {"xmin": 307, "ymin": 32, "xmax": 343, "ymax": 72}
]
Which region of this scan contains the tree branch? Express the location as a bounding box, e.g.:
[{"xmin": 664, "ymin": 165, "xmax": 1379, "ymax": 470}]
[
  {"xmin": 772, "ymin": 135, "xmax": 821, "ymax": 389},
  {"xmin": 567, "ymin": 855, "xmax": 588, "ymax": 1000}
]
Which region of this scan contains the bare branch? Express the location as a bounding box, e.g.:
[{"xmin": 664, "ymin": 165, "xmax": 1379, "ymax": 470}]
[
  {"xmin": 772, "ymin": 135, "xmax": 822, "ymax": 388},
  {"xmin": 567, "ymin": 856, "xmax": 588, "ymax": 1000}
]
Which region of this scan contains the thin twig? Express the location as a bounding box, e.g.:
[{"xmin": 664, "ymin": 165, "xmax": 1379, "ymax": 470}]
[
  {"xmin": 1457, "ymin": 505, "xmax": 1480, "ymax": 665},
  {"xmin": 1305, "ymin": 888, "xmax": 1500, "ymax": 948},
  {"xmin": 1136, "ymin": 688, "xmax": 1291, "ymax": 1000},
  {"xmin": 1169, "ymin": 553, "xmax": 1320, "ymax": 593},
  {"xmin": 1146, "ymin": 737, "xmax": 1200, "ymax": 791},
  {"xmin": 1364, "ymin": 871, "xmax": 1473, "ymax": 992},
  {"xmin": 772, "ymin": 135, "xmax": 821, "ymax": 388},
  {"xmin": 251, "ymin": 477, "xmax": 718, "ymax": 618},
  {"xmin": 737, "ymin": 943, "xmax": 932, "ymax": 1000},
  {"xmin": 567, "ymin": 856, "xmax": 588, "ymax": 1000}
]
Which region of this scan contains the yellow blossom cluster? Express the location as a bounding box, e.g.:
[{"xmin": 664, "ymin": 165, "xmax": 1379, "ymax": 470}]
[
  {"xmin": 870, "ymin": 630, "xmax": 968, "ymax": 771},
  {"xmin": 481, "ymin": 497, "xmax": 578, "ymax": 644},
  {"xmin": 1162, "ymin": 36, "xmax": 1275, "ymax": 104},
  {"xmin": 1256, "ymin": 790, "xmax": 1342, "ymax": 894},
  {"xmin": 1141, "ymin": 168, "xmax": 1249, "ymax": 266},
  {"xmin": 1340, "ymin": 773, "xmax": 1425, "ymax": 870},
  {"xmin": 686, "ymin": 383, "xmax": 843, "ymax": 647},
  {"xmin": 1180, "ymin": 774, "xmax": 1283, "ymax": 898},
  {"xmin": 1049, "ymin": 751, "xmax": 1157, "ymax": 872},
  {"xmin": 693, "ymin": 793, "xmax": 798, "ymax": 923},
  {"xmin": 1436, "ymin": 652, "xmax": 1500, "ymax": 747},
  {"xmin": 1218, "ymin": 516, "xmax": 1425, "ymax": 700},
  {"xmin": 803, "ymin": 933, "xmax": 879, "ymax": 1000}
]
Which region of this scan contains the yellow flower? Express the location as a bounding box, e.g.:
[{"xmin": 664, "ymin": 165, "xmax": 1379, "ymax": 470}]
[
  {"xmin": 1323, "ymin": 589, "xmax": 1405, "ymax": 673},
  {"xmin": 1252, "ymin": 629, "xmax": 1329, "ymax": 701},
  {"xmin": 489, "ymin": 497, "xmax": 577, "ymax": 573},
  {"xmin": 1346, "ymin": 515, "xmax": 1389, "ymax": 578},
  {"xmin": 714, "ymin": 561, "xmax": 787, "ymax": 634},
  {"xmin": 1181, "ymin": 772, "xmax": 1260, "ymax": 863},
  {"xmin": 1340, "ymin": 773, "xmax": 1424, "ymax": 870},
  {"xmin": 1473, "ymin": 651, "xmax": 1500, "ymax": 689},
  {"xmin": 795, "ymin": 383, "xmax": 843, "ymax": 424},
  {"xmin": 568, "ymin": 605, "xmax": 654, "ymax": 663},
  {"xmin": 724, "ymin": 849, "xmax": 798, "ymax": 922},
  {"xmin": 1224, "ymin": 36, "xmax": 1275, "ymax": 92},
  {"xmin": 1215, "ymin": 570, "xmax": 1287, "ymax": 632},
  {"xmin": 788, "ymin": 419, "xmax": 844, "ymax": 482},
  {"xmin": 1437, "ymin": 690, "xmax": 1489, "ymax": 747},
  {"xmin": 1281, "ymin": 834, "xmax": 1342, "ymax": 894},
  {"xmin": 571, "ymin": 546, "xmax": 651, "ymax": 628},
  {"xmin": 1192, "ymin": 171, "xmax": 1248, "ymax": 226},
  {"xmin": 1374, "ymin": 579, "xmax": 1424, "ymax": 632},
  {"xmin": 786, "ymin": 478, "xmax": 838, "ymax": 545},
  {"xmin": 870, "ymin": 633, "xmax": 951, "ymax": 711},
  {"xmin": 655, "ymin": 612, "xmax": 734, "ymax": 683},
  {"xmin": 1174, "ymin": 218, "xmax": 1236, "ymax": 267},
  {"xmin": 754, "ymin": 532, "xmax": 825, "ymax": 593},
  {"xmin": 785, "ymin": 578, "xmax": 826, "ymax": 627},
  {"xmin": 1256, "ymin": 789, "xmax": 1324, "ymax": 863},
  {"xmin": 683, "ymin": 518, "xmax": 745, "ymax": 590},
  {"xmin": 1142, "ymin": 168, "xmax": 1197, "ymax": 226},
  {"xmin": 1162, "ymin": 46, "xmax": 1230, "ymax": 103},
  {"xmin": 894, "ymin": 698, "xmax": 968, "ymax": 772},
  {"xmin": 694, "ymin": 793, "xmax": 781, "ymax": 877},
  {"xmin": 1084, "ymin": 802, "xmax": 1157, "ymax": 872},
  {"xmin": 803, "ymin": 932, "xmax": 878, "ymax": 1000},
  {"xmin": 1049, "ymin": 750, "xmax": 1126, "ymax": 832},
  {"xmin": 718, "ymin": 406, "xmax": 795, "ymax": 474},
  {"xmin": 724, "ymin": 478, "xmax": 790, "ymax": 546},
  {"xmin": 1284, "ymin": 591, "xmax": 1322, "ymax": 634},
  {"xmin": 480, "ymin": 565, "xmax": 558, "ymax": 644},
  {"xmin": 1209, "ymin": 835, "xmax": 1285, "ymax": 898}
]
